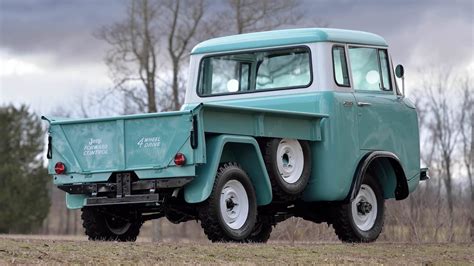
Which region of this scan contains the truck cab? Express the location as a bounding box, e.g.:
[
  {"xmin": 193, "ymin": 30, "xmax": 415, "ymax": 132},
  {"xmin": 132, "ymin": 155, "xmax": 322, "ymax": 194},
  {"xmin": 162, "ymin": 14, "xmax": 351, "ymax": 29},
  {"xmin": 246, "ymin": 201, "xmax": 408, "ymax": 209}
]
[
  {"xmin": 44, "ymin": 28, "xmax": 426, "ymax": 243},
  {"xmin": 183, "ymin": 28, "xmax": 422, "ymax": 200}
]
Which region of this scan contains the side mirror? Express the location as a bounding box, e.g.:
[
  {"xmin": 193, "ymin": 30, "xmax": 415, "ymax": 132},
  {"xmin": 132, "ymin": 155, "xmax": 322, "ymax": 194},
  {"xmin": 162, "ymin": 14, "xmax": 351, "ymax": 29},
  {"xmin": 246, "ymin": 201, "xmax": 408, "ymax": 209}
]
[
  {"xmin": 395, "ymin": 64, "xmax": 404, "ymax": 78},
  {"xmin": 395, "ymin": 64, "xmax": 405, "ymax": 96}
]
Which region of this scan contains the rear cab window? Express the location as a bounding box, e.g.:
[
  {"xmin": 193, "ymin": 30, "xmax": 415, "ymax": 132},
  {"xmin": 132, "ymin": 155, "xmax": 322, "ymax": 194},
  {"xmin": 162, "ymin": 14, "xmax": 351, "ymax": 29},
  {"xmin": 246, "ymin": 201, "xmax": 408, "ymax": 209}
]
[{"xmin": 197, "ymin": 47, "xmax": 312, "ymax": 97}]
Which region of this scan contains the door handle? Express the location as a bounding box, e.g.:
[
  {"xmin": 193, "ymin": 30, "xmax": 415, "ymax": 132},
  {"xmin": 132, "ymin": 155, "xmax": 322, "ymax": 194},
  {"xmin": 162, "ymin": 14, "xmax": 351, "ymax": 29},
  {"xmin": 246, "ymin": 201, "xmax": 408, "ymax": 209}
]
[{"xmin": 357, "ymin": 102, "xmax": 372, "ymax": 107}]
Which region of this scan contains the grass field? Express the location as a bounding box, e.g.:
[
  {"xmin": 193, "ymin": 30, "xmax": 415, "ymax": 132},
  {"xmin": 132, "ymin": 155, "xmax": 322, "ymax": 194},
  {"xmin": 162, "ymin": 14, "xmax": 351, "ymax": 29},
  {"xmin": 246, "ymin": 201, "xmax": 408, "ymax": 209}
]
[{"xmin": 0, "ymin": 236, "xmax": 472, "ymax": 264}]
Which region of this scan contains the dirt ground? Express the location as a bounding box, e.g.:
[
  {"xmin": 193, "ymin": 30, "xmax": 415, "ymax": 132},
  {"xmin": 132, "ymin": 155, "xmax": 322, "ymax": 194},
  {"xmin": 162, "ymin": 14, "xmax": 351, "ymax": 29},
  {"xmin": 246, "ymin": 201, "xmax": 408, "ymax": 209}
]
[{"xmin": 0, "ymin": 235, "xmax": 472, "ymax": 264}]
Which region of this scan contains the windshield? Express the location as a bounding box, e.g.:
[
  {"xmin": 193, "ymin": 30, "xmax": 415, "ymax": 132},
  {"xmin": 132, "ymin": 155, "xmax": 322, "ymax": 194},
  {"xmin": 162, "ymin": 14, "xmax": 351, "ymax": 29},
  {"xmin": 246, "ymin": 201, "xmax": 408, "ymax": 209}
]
[{"xmin": 197, "ymin": 47, "xmax": 312, "ymax": 96}]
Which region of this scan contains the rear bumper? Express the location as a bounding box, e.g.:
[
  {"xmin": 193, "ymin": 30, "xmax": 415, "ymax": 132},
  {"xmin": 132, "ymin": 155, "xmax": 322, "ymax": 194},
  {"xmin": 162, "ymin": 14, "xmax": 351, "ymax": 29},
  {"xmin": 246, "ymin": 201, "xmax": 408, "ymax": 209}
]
[
  {"xmin": 58, "ymin": 173, "xmax": 193, "ymax": 207},
  {"xmin": 58, "ymin": 176, "xmax": 193, "ymax": 195}
]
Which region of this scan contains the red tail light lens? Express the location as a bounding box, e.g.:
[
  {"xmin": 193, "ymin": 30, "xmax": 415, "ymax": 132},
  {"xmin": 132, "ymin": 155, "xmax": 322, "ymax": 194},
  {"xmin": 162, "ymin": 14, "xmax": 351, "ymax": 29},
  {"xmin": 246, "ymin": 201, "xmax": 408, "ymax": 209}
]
[
  {"xmin": 54, "ymin": 162, "xmax": 66, "ymax": 174},
  {"xmin": 174, "ymin": 153, "xmax": 186, "ymax": 166}
]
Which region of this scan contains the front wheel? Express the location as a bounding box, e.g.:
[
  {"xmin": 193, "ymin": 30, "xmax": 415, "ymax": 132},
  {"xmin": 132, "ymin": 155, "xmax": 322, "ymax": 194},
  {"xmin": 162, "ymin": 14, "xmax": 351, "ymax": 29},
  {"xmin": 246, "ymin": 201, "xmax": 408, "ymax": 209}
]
[
  {"xmin": 199, "ymin": 163, "xmax": 257, "ymax": 242},
  {"xmin": 332, "ymin": 173, "xmax": 384, "ymax": 243}
]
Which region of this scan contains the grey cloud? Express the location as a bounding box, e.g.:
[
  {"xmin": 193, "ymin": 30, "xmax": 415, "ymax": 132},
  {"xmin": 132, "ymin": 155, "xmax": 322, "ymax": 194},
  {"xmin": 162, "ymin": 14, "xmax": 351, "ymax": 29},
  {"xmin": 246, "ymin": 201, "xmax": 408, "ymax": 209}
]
[
  {"xmin": 0, "ymin": 0, "xmax": 472, "ymax": 113},
  {"xmin": 0, "ymin": 0, "xmax": 125, "ymax": 64},
  {"xmin": 303, "ymin": 0, "xmax": 473, "ymax": 69},
  {"xmin": 1, "ymin": 0, "xmax": 472, "ymax": 63},
  {"xmin": 0, "ymin": 0, "xmax": 472, "ymax": 76}
]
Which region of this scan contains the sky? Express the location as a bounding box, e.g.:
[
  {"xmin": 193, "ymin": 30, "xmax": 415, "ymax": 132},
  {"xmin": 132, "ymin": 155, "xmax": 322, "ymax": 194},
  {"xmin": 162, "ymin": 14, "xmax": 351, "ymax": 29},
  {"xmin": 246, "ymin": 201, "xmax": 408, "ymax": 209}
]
[{"xmin": 0, "ymin": 0, "xmax": 473, "ymax": 115}]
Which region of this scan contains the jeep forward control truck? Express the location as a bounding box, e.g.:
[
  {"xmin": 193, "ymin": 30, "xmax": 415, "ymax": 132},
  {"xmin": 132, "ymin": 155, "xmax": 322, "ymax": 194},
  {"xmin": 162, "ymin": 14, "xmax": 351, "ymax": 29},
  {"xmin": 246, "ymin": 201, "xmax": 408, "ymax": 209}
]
[{"xmin": 43, "ymin": 28, "xmax": 428, "ymax": 243}]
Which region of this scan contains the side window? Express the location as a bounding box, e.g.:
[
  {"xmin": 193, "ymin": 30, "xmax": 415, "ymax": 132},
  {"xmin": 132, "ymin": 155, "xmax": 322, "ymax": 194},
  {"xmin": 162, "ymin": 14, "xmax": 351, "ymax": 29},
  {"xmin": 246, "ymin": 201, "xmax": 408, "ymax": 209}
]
[
  {"xmin": 378, "ymin": 50, "xmax": 392, "ymax": 91},
  {"xmin": 332, "ymin": 46, "xmax": 350, "ymax": 86},
  {"xmin": 348, "ymin": 47, "xmax": 393, "ymax": 91}
]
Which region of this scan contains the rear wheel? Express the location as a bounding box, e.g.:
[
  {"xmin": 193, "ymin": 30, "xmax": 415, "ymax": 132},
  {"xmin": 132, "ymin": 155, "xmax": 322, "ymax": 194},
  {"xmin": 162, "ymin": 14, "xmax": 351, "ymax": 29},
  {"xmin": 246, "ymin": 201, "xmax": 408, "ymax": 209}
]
[
  {"xmin": 263, "ymin": 138, "xmax": 311, "ymax": 201},
  {"xmin": 199, "ymin": 163, "xmax": 257, "ymax": 242},
  {"xmin": 81, "ymin": 207, "xmax": 142, "ymax": 241},
  {"xmin": 332, "ymin": 173, "xmax": 384, "ymax": 242}
]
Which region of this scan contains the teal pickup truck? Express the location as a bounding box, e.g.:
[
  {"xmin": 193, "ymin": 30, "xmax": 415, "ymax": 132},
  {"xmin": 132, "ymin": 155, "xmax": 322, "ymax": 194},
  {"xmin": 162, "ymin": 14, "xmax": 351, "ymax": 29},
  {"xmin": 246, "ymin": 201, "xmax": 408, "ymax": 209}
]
[{"xmin": 43, "ymin": 28, "xmax": 428, "ymax": 243}]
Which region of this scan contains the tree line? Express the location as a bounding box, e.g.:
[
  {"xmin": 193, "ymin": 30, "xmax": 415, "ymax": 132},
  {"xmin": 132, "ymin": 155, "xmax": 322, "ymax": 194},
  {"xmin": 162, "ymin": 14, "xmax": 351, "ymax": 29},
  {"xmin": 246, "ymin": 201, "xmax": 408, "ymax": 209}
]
[{"xmin": 95, "ymin": 0, "xmax": 305, "ymax": 114}]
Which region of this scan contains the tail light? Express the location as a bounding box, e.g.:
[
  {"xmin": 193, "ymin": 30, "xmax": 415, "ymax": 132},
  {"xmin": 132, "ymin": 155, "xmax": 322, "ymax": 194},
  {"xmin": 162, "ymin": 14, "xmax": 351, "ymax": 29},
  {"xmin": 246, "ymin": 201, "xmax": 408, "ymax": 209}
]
[
  {"xmin": 54, "ymin": 162, "xmax": 66, "ymax": 174},
  {"xmin": 174, "ymin": 153, "xmax": 186, "ymax": 166}
]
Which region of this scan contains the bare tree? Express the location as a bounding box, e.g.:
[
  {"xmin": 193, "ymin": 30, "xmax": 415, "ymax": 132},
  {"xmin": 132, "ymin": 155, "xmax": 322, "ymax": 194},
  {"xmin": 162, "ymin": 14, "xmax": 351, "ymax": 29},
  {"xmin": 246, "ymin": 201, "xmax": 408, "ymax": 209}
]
[
  {"xmin": 422, "ymin": 69, "xmax": 460, "ymax": 241},
  {"xmin": 412, "ymin": 92, "xmax": 443, "ymax": 242},
  {"xmin": 98, "ymin": 0, "xmax": 214, "ymax": 113},
  {"xmin": 459, "ymin": 77, "xmax": 473, "ymax": 241},
  {"xmin": 98, "ymin": 0, "xmax": 161, "ymax": 113},
  {"xmin": 225, "ymin": 0, "xmax": 302, "ymax": 34},
  {"xmin": 162, "ymin": 0, "xmax": 210, "ymax": 110}
]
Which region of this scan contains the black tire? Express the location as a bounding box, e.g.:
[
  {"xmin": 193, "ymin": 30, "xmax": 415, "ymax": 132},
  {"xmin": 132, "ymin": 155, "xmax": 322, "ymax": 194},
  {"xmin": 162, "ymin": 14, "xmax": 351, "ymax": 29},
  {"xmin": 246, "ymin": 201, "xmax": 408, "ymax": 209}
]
[
  {"xmin": 245, "ymin": 216, "xmax": 273, "ymax": 243},
  {"xmin": 331, "ymin": 173, "xmax": 385, "ymax": 243},
  {"xmin": 81, "ymin": 207, "xmax": 142, "ymax": 242},
  {"xmin": 263, "ymin": 138, "xmax": 311, "ymax": 201},
  {"xmin": 199, "ymin": 162, "xmax": 257, "ymax": 242}
]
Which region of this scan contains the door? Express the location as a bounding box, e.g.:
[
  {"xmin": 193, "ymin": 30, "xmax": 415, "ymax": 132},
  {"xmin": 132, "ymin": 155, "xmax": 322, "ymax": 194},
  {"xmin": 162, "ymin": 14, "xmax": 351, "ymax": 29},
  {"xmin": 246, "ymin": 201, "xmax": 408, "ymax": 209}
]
[{"xmin": 348, "ymin": 46, "xmax": 420, "ymax": 179}]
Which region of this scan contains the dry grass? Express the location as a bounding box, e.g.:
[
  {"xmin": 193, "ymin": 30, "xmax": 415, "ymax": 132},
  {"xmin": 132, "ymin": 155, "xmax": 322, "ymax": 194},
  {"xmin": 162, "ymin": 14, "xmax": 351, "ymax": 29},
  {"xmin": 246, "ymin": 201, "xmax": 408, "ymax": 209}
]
[{"xmin": 0, "ymin": 236, "xmax": 472, "ymax": 264}]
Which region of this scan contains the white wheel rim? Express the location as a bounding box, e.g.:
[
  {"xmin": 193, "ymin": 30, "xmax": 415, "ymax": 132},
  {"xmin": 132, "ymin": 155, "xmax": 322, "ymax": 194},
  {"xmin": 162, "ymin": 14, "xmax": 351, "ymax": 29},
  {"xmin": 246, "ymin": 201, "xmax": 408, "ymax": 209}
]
[
  {"xmin": 219, "ymin": 179, "xmax": 249, "ymax": 230},
  {"xmin": 351, "ymin": 184, "xmax": 378, "ymax": 231},
  {"xmin": 276, "ymin": 138, "xmax": 304, "ymax": 184}
]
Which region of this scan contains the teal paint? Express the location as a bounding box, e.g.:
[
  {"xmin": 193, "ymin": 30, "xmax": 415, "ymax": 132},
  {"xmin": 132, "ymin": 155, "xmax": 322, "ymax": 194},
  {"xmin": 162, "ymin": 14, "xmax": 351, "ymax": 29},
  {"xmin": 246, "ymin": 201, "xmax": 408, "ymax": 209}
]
[
  {"xmin": 186, "ymin": 92, "xmax": 360, "ymax": 201},
  {"xmin": 46, "ymin": 103, "xmax": 325, "ymax": 181},
  {"xmin": 46, "ymin": 103, "xmax": 325, "ymax": 207},
  {"xmin": 53, "ymin": 166, "xmax": 196, "ymax": 185},
  {"xmin": 47, "ymin": 89, "xmax": 419, "ymax": 208},
  {"xmin": 192, "ymin": 28, "xmax": 388, "ymax": 54},
  {"xmin": 183, "ymin": 91, "xmax": 420, "ymax": 201},
  {"xmin": 66, "ymin": 193, "xmax": 87, "ymax": 209},
  {"xmin": 199, "ymin": 103, "xmax": 327, "ymax": 141},
  {"xmin": 46, "ymin": 110, "xmax": 197, "ymax": 177},
  {"xmin": 354, "ymin": 91, "xmax": 420, "ymax": 180},
  {"xmin": 44, "ymin": 28, "xmax": 422, "ymax": 210},
  {"xmin": 407, "ymin": 173, "xmax": 421, "ymax": 193},
  {"xmin": 184, "ymin": 134, "xmax": 272, "ymax": 205}
]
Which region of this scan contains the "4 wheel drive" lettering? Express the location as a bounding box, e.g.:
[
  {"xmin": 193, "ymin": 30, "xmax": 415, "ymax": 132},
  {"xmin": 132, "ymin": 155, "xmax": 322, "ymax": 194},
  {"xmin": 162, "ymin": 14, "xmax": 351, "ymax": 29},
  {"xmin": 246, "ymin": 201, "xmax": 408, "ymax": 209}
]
[{"xmin": 137, "ymin": 136, "xmax": 161, "ymax": 148}]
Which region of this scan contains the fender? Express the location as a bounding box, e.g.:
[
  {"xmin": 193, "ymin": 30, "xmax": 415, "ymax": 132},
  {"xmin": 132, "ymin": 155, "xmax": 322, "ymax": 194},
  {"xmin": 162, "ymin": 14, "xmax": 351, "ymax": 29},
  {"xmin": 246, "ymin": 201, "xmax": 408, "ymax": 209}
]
[
  {"xmin": 184, "ymin": 134, "xmax": 272, "ymax": 205},
  {"xmin": 345, "ymin": 151, "xmax": 409, "ymax": 203}
]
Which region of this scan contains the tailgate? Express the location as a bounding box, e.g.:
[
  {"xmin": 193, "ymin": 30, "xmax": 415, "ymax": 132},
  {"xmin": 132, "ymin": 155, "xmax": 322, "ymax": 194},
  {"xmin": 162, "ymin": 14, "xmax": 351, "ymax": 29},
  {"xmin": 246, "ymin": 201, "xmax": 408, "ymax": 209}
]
[{"xmin": 45, "ymin": 110, "xmax": 202, "ymax": 178}]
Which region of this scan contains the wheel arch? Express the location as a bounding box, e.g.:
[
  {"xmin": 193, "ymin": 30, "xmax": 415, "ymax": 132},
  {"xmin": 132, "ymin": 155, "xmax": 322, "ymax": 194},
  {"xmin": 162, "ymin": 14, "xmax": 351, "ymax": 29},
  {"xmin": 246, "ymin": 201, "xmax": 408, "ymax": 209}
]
[
  {"xmin": 346, "ymin": 151, "xmax": 409, "ymax": 202},
  {"xmin": 184, "ymin": 134, "xmax": 272, "ymax": 205}
]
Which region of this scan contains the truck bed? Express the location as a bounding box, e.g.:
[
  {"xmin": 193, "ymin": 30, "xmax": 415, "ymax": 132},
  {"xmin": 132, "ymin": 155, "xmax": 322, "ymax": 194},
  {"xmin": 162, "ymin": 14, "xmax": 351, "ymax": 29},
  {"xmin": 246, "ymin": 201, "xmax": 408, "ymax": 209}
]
[{"xmin": 43, "ymin": 104, "xmax": 327, "ymax": 185}]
